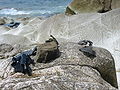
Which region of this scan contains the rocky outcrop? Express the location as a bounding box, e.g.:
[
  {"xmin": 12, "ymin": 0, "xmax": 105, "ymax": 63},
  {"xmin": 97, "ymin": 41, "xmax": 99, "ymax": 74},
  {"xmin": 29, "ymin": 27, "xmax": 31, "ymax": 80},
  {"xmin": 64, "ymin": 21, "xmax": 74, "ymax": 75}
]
[
  {"xmin": 34, "ymin": 36, "xmax": 60, "ymax": 63},
  {"xmin": 0, "ymin": 58, "xmax": 14, "ymax": 79},
  {"xmin": 112, "ymin": 0, "xmax": 120, "ymax": 9},
  {"xmin": 0, "ymin": 44, "xmax": 13, "ymax": 59},
  {"xmin": 65, "ymin": 0, "xmax": 102, "ymax": 14},
  {"xmin": 0, "ymin": 65, "xmax": 117, "ymax": 90},
  {"xmin": 0, "ymin": 17, "xmax": 14, "ymax": 25},
  {"xmin": 33, "ymin": 42, "xmax": 118, "ymax": 88},
  {"xmin": 0, "ymin": 18, "xmax": 5, "ymax": 25},
  {"xmin": 0, "ymin": 44, "xmax": 23, "ymax": 59},
  {"xmin": 0, "ymin": 8, "xmax": 120, "ymax": 89},
  {"xmin": 65, "ymin": 0, "xmax": 120, "ymax": 15},
  {"xmin": 65, "ymin": 6, "xmax": 76, "ymax": 15},
  {"xmin": 0, "ymin": 44, "xmax": 13, "ymax": 53},
  {"xmin": 0, "ymin": 42, "xmax": 118, "ymax": 89}
]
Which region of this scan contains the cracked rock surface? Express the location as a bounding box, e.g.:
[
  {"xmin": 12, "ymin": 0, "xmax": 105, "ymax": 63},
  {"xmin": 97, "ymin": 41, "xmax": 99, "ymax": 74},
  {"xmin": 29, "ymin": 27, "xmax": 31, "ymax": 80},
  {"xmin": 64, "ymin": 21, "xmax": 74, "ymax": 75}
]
[{"xmin": 0, "ymin": 42, "xmax": 118, "ymax": 90}]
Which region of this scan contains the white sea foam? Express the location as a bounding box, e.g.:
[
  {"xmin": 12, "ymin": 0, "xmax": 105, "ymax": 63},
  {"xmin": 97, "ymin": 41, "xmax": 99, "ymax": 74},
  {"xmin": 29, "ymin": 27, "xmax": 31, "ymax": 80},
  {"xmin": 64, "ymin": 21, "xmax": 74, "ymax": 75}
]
[
  {"xmin": 0, "ymin": 8, "xmax": 55, "ymax": 16},
  {"xmin": 29, "ymin": 10, "xmax": 53, "ymax": 15},
  {"xmin": 0, "ymin": 8, "xmax": 30, "ymax": 15}
]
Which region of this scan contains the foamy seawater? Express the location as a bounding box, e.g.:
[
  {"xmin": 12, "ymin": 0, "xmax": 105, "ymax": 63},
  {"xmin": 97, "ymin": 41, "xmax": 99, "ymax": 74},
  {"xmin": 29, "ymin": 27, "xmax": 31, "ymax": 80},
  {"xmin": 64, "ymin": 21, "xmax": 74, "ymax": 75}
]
[{"xmin": 0, "ymin": 0, "xmax": 72, "ymax": 17}]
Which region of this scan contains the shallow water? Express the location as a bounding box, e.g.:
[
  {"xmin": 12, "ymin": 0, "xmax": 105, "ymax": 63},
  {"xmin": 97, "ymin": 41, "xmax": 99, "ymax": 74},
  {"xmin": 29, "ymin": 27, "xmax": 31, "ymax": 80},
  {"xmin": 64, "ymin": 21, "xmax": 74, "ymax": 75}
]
[{"xmin": 0, "ymin": 0, "xmax": 72, "ymax": 17}]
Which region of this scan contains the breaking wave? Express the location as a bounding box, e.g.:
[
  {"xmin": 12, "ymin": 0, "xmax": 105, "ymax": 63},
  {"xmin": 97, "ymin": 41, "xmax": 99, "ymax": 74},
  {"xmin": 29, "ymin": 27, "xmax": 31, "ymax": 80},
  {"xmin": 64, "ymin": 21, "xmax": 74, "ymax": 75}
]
[
  {"xmin": 0, "ymin": 8, "xmax": 30, "ymax": 15},
  {"xmin": 0, "ymin": 8, "xmax": 62, "ymax": 17}
]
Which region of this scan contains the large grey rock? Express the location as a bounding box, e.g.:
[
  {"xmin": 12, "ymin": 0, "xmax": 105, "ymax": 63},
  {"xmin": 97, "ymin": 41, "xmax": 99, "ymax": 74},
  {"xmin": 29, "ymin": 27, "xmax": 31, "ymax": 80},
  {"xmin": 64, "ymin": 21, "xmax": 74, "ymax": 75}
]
[
  {"xmin": 33, "ymin": 42, "xmax": 118, "ymax": 88},
  {"xmin": 0, "ymin": 65, "xmax": 117, "ymax": 90},
  {"xmin": 0, "ymin": 8, "xmax": 120, "ymax": 72},
  {"xmin": 65, "ymin": 0, "xmax": 120, "ymax": 15},
  {"xmin": 0, "ymin": 42, "xmax": 118, "ymax": 90}
]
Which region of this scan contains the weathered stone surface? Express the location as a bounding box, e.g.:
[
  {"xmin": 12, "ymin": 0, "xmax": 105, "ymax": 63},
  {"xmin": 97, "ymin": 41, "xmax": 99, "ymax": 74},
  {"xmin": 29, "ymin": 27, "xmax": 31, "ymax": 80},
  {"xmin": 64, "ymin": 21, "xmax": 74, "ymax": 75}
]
[
  {"xmin": 65, "ymin": 0, "xmax": 120, "ymax": 14},
  {"xmin": 0, "ymin": 58, "xmax": 14, "ymax": 79},
  {"xmin": 0, "ymin": 42, "xmax": 118, "ymax": 90},
  {"xmin": 0, "ymin": 65, "xmax": 117, "ymax": 90},
  {"xmin": 0, "ymin": 44, "xmax": 13, "ymax": 59},
  {"xmin": 0, "ymin": 17, "xmax": 14, "ymax": 25},
  {"xmin": 0, "ymin": 44, "xmax": 23, "ymax": 59},
  {"xmin": 0, "ymin": 25, "xmax": 11, "ymax": 33},
  {"xmin": 0, "ymin": 18, "xmax": 5, "ymax": 25},
  {"xmin": 33, "ymin": 42, "xmax": 118, "ymax": 88},
  {"xmin": 112, "ymin": 0, "xmax": 120, "ymax": 9},
  {"xmin": 0, "ymin": 43, "xmax": 13, "ymax": 53},
  {"xmin": 34, "ymin": 37, "xmax": 60, "ymax": 63},
  {"xmin": 65, "ymin": 6, "xmax": 76, "ymax": 15}
]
